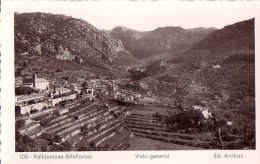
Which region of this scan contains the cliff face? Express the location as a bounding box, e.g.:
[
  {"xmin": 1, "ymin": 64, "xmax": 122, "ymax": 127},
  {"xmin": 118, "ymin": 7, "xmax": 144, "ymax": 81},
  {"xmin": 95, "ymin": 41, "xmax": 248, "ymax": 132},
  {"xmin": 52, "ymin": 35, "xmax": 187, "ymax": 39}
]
[
  {"xmin": 111, "ymin": 26, "xmax": 216, "ymax": 59},
  {"xmin": 15, "ymin": 12, "xmax": 138, "ymax": 70}
]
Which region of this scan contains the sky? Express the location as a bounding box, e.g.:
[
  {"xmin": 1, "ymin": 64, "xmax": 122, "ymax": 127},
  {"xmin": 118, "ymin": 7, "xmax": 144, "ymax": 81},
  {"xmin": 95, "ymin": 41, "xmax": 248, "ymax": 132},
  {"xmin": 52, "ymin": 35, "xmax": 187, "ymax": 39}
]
[{"xmin": 13, "ymin": 1, "xmax": 259, "ymax": 31}]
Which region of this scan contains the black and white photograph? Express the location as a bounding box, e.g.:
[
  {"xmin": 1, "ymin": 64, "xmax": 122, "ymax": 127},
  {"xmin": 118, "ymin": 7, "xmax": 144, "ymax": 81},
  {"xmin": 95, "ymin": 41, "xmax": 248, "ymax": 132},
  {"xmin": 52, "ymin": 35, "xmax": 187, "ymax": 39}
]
[
  {"xmin": 1, "ymin": 2, "xmax": 260, "ymax": 163},
  {"xmin": 12, "ymin": 1, "xmax": 257, "ymax": 152}
]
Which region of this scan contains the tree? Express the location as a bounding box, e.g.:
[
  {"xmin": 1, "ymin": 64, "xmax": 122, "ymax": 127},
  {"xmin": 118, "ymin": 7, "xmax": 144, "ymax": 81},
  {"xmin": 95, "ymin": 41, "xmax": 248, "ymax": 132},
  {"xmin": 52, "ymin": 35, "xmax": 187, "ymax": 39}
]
[
  {"xmin": 30, "ymin": 109, "xmax": 39, "ymax": 114},
  {"xmin": 53, "ymin": 135, "xmax": 62, "ymax": 143},
  {"xmin": 22, "ymin": 62, "xmax": 27, "ymax": 68},
  {"xmin": 15, "ymin": 68, "xmax": 22, "ymax": 76},
  {"xmin": 96, "ymin": 75, "xmax": 101, "ymax": 79},
  {"xmin": 59, "ymin": 101, "xmax": 66, "ymax": 107},
  {"xmin": 82, "ymin": 82, "xmax": 88, "ymax": 89},
  {"xmin": 81, "ymin": 124, "xmax": 89, "ymax": 136},
  {"xmin": 41, "ymin": 132, "xmax": 51, "ymax": 140},
  {"xmin": 16, "ymin": 119, "xmax": 25, "ymax": 129},
  {"xmin": 78, "ymin": 144, "xmax": 95, "ymax": 151},
  {"xmin": 41, "ymin": 146, "xmax": 49, "ymax": 152},
  {"xmin": 96, "ymin": 123, "xmax": 101, "ymax": 131},
  {"xmin": 89, "ymin": 141, "xmax": 97, "ymax": 151},
  {"xmin": 40, "ymin": 119, "xmax": 50, "ymax": 127},
  {"xmin": 15, "ymin": 131, "xmax": 37, "ymax": 152},
  {"xmin": 60, "ymin": 142, "xmax": 71, "ymax": 151},
  {"xmin": 52, "ymin": 86, "xmax": 56, "ymax": 95},
  {"xmin": 62, "ymin": 76, "xmax": 69, "ymax": 81}
]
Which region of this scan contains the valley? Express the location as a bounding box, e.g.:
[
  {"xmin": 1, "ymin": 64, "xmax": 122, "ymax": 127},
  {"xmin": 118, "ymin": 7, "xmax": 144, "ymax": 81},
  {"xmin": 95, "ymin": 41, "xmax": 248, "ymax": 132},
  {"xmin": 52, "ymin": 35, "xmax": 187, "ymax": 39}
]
[{"xmin": 14, "ymin": 13, "xmax": 255, "ymax": 151}]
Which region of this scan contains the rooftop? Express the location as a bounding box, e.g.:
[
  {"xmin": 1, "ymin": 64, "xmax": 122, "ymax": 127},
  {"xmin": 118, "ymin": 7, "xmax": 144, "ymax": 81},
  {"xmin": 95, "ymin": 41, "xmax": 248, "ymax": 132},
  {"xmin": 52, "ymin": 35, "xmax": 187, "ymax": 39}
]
[
  {"xmin": 15, "ymin": 92, "xmax": 47, "ymax": 103},
  {"xmin": 35, "ymin": 78, "xmax": 49, "ymax": 83}
]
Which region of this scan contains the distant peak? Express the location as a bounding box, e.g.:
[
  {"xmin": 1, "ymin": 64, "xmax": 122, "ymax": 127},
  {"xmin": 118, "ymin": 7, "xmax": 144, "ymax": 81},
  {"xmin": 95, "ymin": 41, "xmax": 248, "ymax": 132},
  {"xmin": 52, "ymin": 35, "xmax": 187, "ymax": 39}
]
[
  {"xmin": 113, "ymin": 26, "xmax": 131, "ymax": 32},
  {"xmin": 153, "ymin": 26, "xmax": 185, "ymax": 33},
  {"xmin": 186, "ymin": 27, "xmax": 218, "ymax": 32},
  {"xmin": 187, "ymin": 27, "xmax": 217, "ymax": 30}
]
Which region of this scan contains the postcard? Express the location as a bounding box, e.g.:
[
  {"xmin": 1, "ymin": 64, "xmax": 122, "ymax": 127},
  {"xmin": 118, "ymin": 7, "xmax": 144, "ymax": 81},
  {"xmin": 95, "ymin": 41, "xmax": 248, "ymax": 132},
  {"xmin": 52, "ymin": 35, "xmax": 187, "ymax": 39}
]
[{"xmin": 1, "ymin": 0, "xmax": 260, "ymax": 164}]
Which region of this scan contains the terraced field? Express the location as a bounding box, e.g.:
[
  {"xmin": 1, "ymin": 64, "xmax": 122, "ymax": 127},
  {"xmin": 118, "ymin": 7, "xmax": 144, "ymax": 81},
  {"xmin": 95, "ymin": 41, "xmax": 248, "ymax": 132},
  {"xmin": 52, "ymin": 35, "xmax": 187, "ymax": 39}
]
[
  {"xmin": 127, "ymin": 136, "xmax": 204, "ymax": 150},
  {"xmin": 18, "ymin": 103, "xmax": 219, "ymax": 151},
  {"xmin": 18, "ymin": 102, "xmax": 134, "ymax": 151},
  {"xmin": 124, "ymin": 107, "xmax": 218, "ymax": 150},
  {"xmin": 99, "ymin": 129, "xmax": 133, "ymax": 150}
]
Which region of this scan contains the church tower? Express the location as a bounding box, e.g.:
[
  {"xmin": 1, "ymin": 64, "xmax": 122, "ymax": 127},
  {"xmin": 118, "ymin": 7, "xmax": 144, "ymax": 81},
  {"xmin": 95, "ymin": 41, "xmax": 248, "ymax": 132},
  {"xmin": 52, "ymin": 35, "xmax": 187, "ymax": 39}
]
[{"xmin": 32, "ymin": 73, "xmax": 37, "ymax": 88}]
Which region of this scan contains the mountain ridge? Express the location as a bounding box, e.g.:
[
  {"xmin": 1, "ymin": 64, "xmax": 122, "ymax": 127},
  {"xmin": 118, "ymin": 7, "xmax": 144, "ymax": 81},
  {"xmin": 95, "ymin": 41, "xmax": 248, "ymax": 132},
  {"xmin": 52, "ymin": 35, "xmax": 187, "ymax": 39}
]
[
  {"xmin": 111, "ymin": 25, "xmax": 217, "ymax": 59},
  {"xmin": 191, "ymin": 18, "xmax": 254, "ymax": 51}
]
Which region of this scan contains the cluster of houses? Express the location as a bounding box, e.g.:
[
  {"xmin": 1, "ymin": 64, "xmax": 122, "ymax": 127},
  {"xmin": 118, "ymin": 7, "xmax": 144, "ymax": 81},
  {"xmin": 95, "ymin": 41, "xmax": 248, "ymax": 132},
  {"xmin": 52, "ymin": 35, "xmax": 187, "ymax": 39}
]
[
  {"xmin": 14, "ymin": 73, "xmax": 147, "ymax": 150},
  {"xmin": 15, "ymin": 89, "xmax": 77, "ymax": 116},
  {"xmin": 111, "ymin": 88, "xmax": 141, "ymax": 102},
  {"xmin": 15, "ymin": 73, "xmax": 144, "ymax": 116},
  {"xmin": 15, "ymin": 73, "xmax": 86, "ymax": 116}
]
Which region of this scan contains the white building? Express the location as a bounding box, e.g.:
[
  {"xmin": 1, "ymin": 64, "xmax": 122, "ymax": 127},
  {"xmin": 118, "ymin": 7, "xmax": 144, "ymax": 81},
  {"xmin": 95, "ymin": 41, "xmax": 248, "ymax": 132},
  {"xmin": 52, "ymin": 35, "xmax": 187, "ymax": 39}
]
[
  {"xmin": 33, "ymin": 73, "xmax": 50, "ymax": 90},
  {"xmin": 192, "ymin": 106, "xmax": 212, "ymax": 119},
  {"xmin": 213, "ymin": 65, "xmax": 221, "ymax": 69}
]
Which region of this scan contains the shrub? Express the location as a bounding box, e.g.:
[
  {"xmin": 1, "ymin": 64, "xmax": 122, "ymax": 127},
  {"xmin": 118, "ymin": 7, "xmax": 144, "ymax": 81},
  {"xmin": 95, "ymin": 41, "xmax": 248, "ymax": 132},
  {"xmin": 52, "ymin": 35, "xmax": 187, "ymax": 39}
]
[
  {"xmin": 30, "ymin": 109, "xmax": 39, "ymax": 114},
  {"xmin": 15, "ymin": 131, "xmax": 37, "ymax": 152},
  {"xmin": 41, "ymin": 132, "xmax": 51, "ymax": 140},
  {"xmin": 16, "ymin": 119, "xmax": 25, "ymax": 129},
  {"xmin": 62, "ymin": 76, "xmax": 69, "ymax": 81},
  {"xmin": 40, "ymin": 119, "xmax": 50, "ymax": 127}
]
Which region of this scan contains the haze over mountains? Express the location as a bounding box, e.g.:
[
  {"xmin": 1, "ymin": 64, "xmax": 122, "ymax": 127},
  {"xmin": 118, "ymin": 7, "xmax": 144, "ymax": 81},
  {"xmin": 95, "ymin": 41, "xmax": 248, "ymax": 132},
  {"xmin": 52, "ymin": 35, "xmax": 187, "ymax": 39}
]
[{"xmin": 111, "ymin": 26, "xmax": 216, "ymax": 59}]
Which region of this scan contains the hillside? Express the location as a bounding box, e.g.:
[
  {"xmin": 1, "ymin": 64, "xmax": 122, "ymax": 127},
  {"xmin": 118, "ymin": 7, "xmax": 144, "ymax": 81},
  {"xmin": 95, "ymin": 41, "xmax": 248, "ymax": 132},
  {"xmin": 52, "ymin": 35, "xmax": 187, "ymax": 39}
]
[
  {"xmin": 191, "ymin": 18, "xmax": 254, "ymax": 51},
  {"xmin": 111, "ymin": 26, "xmax": 216, "ymax": 59},
  {"xmin": 15, "ymin": 12, "xmax": 139, "ymax": 79},
  {"xmin": 128, "ymin": 18, "xmax": 255, "ymax": 149}
]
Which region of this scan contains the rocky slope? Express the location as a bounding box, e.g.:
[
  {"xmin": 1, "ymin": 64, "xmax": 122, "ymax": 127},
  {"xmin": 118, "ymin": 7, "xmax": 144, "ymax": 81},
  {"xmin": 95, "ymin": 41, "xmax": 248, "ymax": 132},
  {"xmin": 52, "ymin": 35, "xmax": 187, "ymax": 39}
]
[
  {"xmin": 15, "ymin": 12, "xmax": 139, "ymax": 74},
  {"xmin": 191, "ymin": 18, "xmax": 254, "ymax": 51},
  {"xmin": 111, "ymin": 26, "xmax": 216, "ymax": 59}
]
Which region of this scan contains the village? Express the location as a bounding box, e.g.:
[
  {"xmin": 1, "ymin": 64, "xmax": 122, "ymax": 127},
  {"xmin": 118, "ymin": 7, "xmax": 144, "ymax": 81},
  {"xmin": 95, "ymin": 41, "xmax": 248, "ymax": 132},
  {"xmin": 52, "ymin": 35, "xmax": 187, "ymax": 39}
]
[
  {"xmin": 15, "ymin": 72, "xmax": 157, "ymax": 151},
  {"xmin": 15, "ymin": 70, "xmax": 239, "ymax": 151},
  {"xmin": 15, "ymin": 73, "xmax": 149, "ymax": 115}
]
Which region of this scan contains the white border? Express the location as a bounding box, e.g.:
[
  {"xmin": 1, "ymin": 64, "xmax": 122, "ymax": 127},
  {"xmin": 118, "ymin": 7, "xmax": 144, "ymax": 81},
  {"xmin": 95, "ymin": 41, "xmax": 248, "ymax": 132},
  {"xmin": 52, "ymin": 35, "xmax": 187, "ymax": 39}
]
[{"xmin": 1, "ymin": 1, "xmax": 260, "ymax": 164}]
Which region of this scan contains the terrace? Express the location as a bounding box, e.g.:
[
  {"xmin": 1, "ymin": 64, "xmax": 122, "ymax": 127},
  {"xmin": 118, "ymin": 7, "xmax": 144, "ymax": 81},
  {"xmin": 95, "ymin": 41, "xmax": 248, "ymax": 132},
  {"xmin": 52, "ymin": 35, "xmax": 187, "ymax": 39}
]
[
  {"xmin": 132, "ymin": 131, "xmax": 211, "ymax": 149},
  {"xmin": 98, "ymin": 129, "xmax": 133, "ymax": 150},
  {"xmin": 66, "ymin": 135, "xmax": 83, "ymax": 147},
  {"xmin": 125, "ymin": 120, "xmax": 167, "ymax": 128},
  {"xmin": 18, "ymin": 122, "xmax": 40, "ymax": 134},
  {"xmin": 54, "ymin": 109, "xmax": 113, "ymax": 136},
  {"xmin": 47, "ymin": 108, "xmax": 104, "ymax": 135},
  {"xmin": 22, "ymin": 126, "xmax": 45, "ymax": 138},
  {"xmin": 74, "ymin": 121, "xmax": 122, "ymax": 148},
  {"xmin": 91, "ymin": 123, "xmax": 124, "ymax": 146},
  {"xmin": 128, "ymin": 123, "xmax": 167, "ymax": 132}
]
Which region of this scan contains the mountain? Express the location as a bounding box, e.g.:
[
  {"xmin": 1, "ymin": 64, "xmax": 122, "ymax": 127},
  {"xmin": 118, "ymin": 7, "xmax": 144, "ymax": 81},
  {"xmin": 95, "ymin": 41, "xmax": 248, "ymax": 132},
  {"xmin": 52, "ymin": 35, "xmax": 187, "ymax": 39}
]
[
  {"xmin": 111, "ymin": 26, "xmax": 216, "ymax": 59},
  {"xmin": 157, "ymin": 18, "xmax": 255, "ymax": 149},
  {"xmin": 15, "ymin": 12, "xmax": 139, "ymax": 77},
  {"xmin": 191, "ymin": 18, "xmax": 254, "ymax": 51},
  {"xmin": 128, "ymin": 18, "xmax": 255, "ymax": 149}
]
